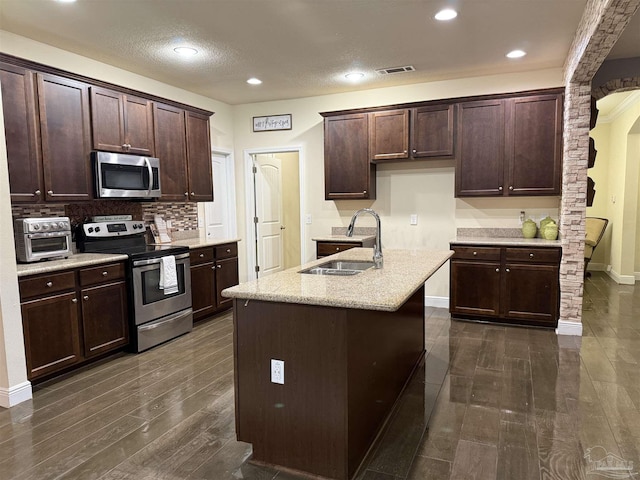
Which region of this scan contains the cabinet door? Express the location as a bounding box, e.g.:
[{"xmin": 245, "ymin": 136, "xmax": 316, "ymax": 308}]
[
  {"xmin": 455, "ymin": 100, "xmax": 505, "ymax": 197},
  {"xmin": 450, "ymin": 259, "xmax": 501, "ymax": 318},
  {"xmin": 90, "ymin": 86, "xmax": 125, "ymax": 153},
  {"xmin": 502, "ymin": 263, "xmax": 559, "ymax": 325},
  {"xmin": 324, "ymin": 113, "xmax": 375, "ymax": 199},
  {"xmin": 191, "ymin": 261, "xmax": 216, "ymax": 319},
  {"xmin": 154, "ymin": 103, "xmax": 188, "ymax": 201},
  {"xmin": 215, "ymin": 257, "xmax": 239, "ymax": 309},
  {"xmin": 506, "ymin": 94, "xmax": 562, "ymax": 196},
  {"xmin": 0, "ymin": 63, "xmax": 43, "ymax": 203},
  {"xmin": 81, "ymin": 281, "xmax": 129, "ymax": 358},
  {"xmin": 186, "ymin": 111, "xmax": 213, "ymax": 202},
  {"xmin": 411, "ymin": 104, "xmax": 454, "ymax": 158},
  {"xmin": 369, "ymin": 109, "xmax": 409, "ymax": 161},
  {"xmin": 123, "ymin": 94, "xmax": 155, "ymax": 156},
  {"xmin": 37, "ymin": 73, "xmax": 92, "ymax": 202},
  {"xmin": 21, "ymin": 291, "xmax": 81, "ymax": 380}
]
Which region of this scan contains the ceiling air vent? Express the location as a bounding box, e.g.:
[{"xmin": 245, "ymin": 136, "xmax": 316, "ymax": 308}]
[{"xmin": 376, "ymin": 65, "xmax": 416, "ymax": 75}]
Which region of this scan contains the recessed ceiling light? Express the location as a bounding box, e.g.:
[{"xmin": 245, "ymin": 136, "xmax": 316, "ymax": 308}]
[
  {"xmin": 345, "ymin": 72, "xmax": 365, "ymax": 81},
  {"xmin": 247, "ymin": 78, "xmax": 262, "ymax": 85},
  {"xmin": 54, "ymin": 0, "xmax": 77, "ymax": 3},
  {"xmin": 434, "ymin": 8, "xmax": 457, "ymax": 21},
  {"xmin": 506, "ymin": 49, "xmax": 526, "ymax": 59},
  {"xmin": 173, "ymin": 46, "xmax": 198, "ymax": 56}
]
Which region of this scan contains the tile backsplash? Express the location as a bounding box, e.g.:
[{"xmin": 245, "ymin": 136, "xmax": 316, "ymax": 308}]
[{"xmin": 12, "ymin": 201, "xmax": 199, "ymax": 232}]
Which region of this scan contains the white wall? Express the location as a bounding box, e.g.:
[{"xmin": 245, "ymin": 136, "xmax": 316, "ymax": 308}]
[
  {"xmin": 231, "ymin": 68, "xmax": 564, "ymax": 297},
  {"xmin": 587, "ymin": 119, "xmax": 612, "ymax": 269}
]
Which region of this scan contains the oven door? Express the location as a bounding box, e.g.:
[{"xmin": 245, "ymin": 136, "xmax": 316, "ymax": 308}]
[
  {"xmin": 18, "ymin": 231, "xmax": 72, "ymax": 262},
  {"xmin": 131, "ymin": 253, "xmax": 192, "ymax": 326}
]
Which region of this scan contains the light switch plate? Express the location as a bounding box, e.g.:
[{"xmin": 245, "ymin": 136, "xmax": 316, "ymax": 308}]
[
  {"xmin": 410, "ymin": 214, "xmax": 418, "ymax": 225},
  {"xmin": 271, "ymin": 359, "xmax": 284, "ymax": 384}
]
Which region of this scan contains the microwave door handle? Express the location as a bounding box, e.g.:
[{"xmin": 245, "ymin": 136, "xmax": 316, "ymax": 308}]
[{"xmin": 144, "ymin": 157, "xmax": 153, "ymax": 197}]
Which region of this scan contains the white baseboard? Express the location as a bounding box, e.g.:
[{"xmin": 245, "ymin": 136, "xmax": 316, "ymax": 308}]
[
  {"xmin": 425, "ymin": 295, "xmax": 449, "ymax": 309},
  {"xmin": 607, "ymin": 269, "xmax": 636, "ymax": 285},
  {"xmin": 0, "ymin": 381, "xmax": 32, "ymax": 408},
  {"xmin": 556, "ymin": 320, "xmax": 583, "ymax": 336}
]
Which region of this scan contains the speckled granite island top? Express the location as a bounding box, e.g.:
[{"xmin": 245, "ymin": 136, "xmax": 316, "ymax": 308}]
[
  {"xmin": 311, "ymin": 234, "xmax": 376, "ymax": 243},
  {"xmin": 222, "ymin": 248, "xmax": 453, "ymax": 312},
  {"xmin": 152, "ymin": 237, "xmax": 241, "ymax": 249},
  {"xmin": 452, "ymin": 237, "xmax": 561, "ymax": 247}
]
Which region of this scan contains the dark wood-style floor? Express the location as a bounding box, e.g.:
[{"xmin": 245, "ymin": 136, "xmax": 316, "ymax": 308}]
[{"xmin": 0, "ymin": 272, "xmax": 638, "ymax": 480}]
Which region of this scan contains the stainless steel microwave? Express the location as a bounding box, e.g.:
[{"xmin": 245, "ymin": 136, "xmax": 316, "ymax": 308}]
[{"xmin": 92, "ymin": 151, "xmax": 161, "ymax": 199}]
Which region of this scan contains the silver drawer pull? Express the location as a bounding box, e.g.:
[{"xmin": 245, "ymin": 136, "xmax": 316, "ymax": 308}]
[
  {"xmin": 506, "ymin": 268, "xmax": 511, "ymax": 273},
  {"xmin": 226, "ymin": 249, "xmax": 231, "ymax": 253},
  {"xmin": 529, "ymin": 253, "xmax": 534, "ymax": 258},
  {"xmin": 495, "ymin": 268, "xmax": 499, "ymax": 272},
  {"xmin": 102, "ymin": 271, "xmax": 108, "ymax": 276},
  {"xmin": 71, "ymin": 298, "xmax": 77, "ymax": 303},
  {"xmin": 473, "ymin": 251, "xmax": 477, "ymax": 256},
  {"xmin": 217, "ymin": 265, "xmax": 222, "ymax": 269},
  {"xmin": 336, "ymin": 247, "xmax": 340, "ymax": 251},
  {"xmin": 83, "ymin": 295, "xmax": 89, "ymax": 300},
  {"xmin": 46, "ymin": 281, "xmax": 53, "ymax": 287}
]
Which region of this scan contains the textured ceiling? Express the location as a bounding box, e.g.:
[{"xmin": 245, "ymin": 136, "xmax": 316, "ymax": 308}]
[{"xmin": 0, "ymin": 0, "xmax": 637, "ymax": 105}]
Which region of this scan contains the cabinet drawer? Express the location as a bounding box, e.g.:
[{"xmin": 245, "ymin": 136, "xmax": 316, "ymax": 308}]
[
  {"xmin": 505, "ymin": 248, "xmax": 561, "ymax": 264},
  {"xmin": 317, "ymin": 242, "xmax": 361, "ymax": 257},
  {"xmin": 215, "ymin": 243, "xmax": 238, "ymax": 260},
  {"xmin": 451, "ymin": 246, "xmax": 501, "ymax": 261},
  {"xmin": 79, "ymin": 262, "xmax": 125, "ymax": 287},
  {"xmin": 191, "ymin": 247, "xmax": 215, "ymax": 265},
  {"xmin": 20, "ymin": 270, "xmax": 76, "ymax": 299}
]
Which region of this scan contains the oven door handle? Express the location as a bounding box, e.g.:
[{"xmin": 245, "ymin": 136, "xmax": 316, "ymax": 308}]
[
  {"xmin": 132, "ymin": 252, "xmax": 190, "ymax": 267},
  {"xmin": 137, "ymin": 308, "xmax": 193, "ymax": 332},
  {"xmin": 144, "ymin": 156, "xmax": 153, "ymax": 197}
]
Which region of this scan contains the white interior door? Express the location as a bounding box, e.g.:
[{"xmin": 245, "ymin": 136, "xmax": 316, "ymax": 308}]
[
  {"xmin": 254, "ymin": 155, "xmax": 283, "ymax": 277},
  {"xmin": 204, "ymin": 152, "xmax": 232, "ymax": 239}
]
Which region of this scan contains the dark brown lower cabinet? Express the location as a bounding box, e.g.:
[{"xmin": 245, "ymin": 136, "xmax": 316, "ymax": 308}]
[
  {"xmin": 190, "ymin": 242, "xmax": 239, "ymax": 321},
  {"xmin": 450, "ymin": 244, "xmax": 560, "ymax": 327},
  {"xmin": 19, "ymin": 261, "xmax": 129, "ymax": 381},
  {"xmin": 21, "ymin": 291, "xmax": 82, "ymax": 380}
]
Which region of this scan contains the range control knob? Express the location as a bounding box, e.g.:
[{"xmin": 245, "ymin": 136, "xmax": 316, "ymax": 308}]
[
  {"xmin": 95, "ymin": 226, "xmax": 101, "ymax": 233},
  {"xmin": 32, "ymin": 224, "xmax": 40, "ymax": 231},
  {"xmin": 138, "ymin": 223, "xmax": 144, "ymax": 229},
  {"xmin": 58, "ymin": 222, "xmax": 67, "ymax": 229},
  {"xmin": 132, "ymin": 224, "xmax": 138, "ymax": 230},
  {"xmin": 41, "ymin": 223, "xmax": 50, "ymax": 231}
]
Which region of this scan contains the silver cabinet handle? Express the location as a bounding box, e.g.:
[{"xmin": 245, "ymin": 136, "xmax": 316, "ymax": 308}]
[
  {"xmin": 211, "ymin": 266, "xmax": 215, "ymax": 270},
  {"xmin": 226, "ymin": 249, "xmax": 231, "ymax": 253},
  {"xmin": 216, "ymin": 264, "xmax": 222, "ymax": 269},
  {"xmin": 495, "ymin": 268, "xmax": 499, "ymax": 272},
  {"xmin": 35, "ymin": 190, "xmax": 41, "ymax": 195},
  {"xmin": 47, "ymin": 190, "xmax": 53, "ymax": 195},
  {"xmin": 46, "ymin": 281, "xmax": 53, "ymax": 287},
  {"xmin": 199, "ymin": 253, "xmax": 205, "ymax": 258},
  {"xmin": 509, "ymin": 186, "xmax": 514, "ymax": 191},
  {"xmin": 363, "ymin": 190, "xmax": 367, "ymax": 194},
  {"xmin": 529, "ymin": 253, "xmax": 534, "ymax": 258},
  {"xmin": 102, "ymin": 271, "xmax": 108, "ymax": 276},
  {"xmin": 498, "ymin": 186, "xmax": 503, "ymax": 191},
  {"xmin": 191, "ymin": 192, "xmax": 195, "ymax": 196},
  {"xmin": 71, "ymin": 298, "xmax": 77, "ymax": 303},
  {"xmin": 506, "ymin": 268, "xmax": 511, "ymax": 273},
  {"xmin": 336, "ymin": 247, "xmax": 340, "ymax": 251},
  {"xmin": 473, "ymin": 251, "xmax": 477, "ymax": 256},
  {"xmin": 83, "ymin": 295, "xmax": 89, "ymax": 300},
  {"xmin": 184, "ymin": 192, "xmax": 189, "ymax": 196},
  {"xmin": 412, "ymin": 149, "xmax": 417, "ymax": 153},
  {"xmin": 403, "ymin": 150, "xmax": 407, "ymax": 154}
]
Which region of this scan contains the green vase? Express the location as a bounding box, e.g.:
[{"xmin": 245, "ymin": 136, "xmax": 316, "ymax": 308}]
[
  {"xmin": 522, "ymin": 219, "xmax": 537, "ymax": 238},
  {"xmin": 540, "ymin": 216, "xmax": 554, "ymax": 232},
  {"xmin": 541, "ymin": 222, "xmax": 558, "ymax": 240}
]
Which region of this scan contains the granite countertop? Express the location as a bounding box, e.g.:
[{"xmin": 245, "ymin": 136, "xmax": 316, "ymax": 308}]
[
  {"xmin": 222, "ymin": 247, "xmax": 453, "ymax": 312},
  {"xmin": 311, "ymin": 234, "xmax": 376, "ymax": 243},
  {"xmin": 451, "ymin": 237, "xmax": 561, "ymax": 247},
  {"xmin": 16, "ymin": 253, "xmax": 129, "ymax": 278},
  {"xmin": 153, "ymin": 236, "xmax": 241, "ymax": 249}
]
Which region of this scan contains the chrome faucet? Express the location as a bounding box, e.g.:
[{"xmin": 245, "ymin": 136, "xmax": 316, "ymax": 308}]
[{"xmin": 346, "ymin": 208, "xmax": 383, "ymax": 268}]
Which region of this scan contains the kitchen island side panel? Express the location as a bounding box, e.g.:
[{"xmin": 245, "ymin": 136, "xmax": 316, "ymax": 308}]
[
  {"xmin": 345, "ymin": 285, "xmax": 425, "ymax": 477},
  {"xmin": 233, "ymin": 299, "xmax": 350, "ymax": 480}
]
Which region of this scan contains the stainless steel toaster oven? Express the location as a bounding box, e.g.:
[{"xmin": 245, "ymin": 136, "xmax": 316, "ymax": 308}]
[{"xmin": 14, "ymin": 217, "xmax": 72, "ymax": 263}]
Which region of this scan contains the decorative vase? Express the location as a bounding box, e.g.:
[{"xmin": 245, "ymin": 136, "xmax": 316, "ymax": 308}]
[
  {"xmin": 540, "ymin": 216, "xmax": 554, "ymax": 232},
  {"xmin": 541, "ymin": 222, "xmax": 558, "ymax": 240},
  {"xmin": 522, "ymin": 219, "xmax": 537, "ymax": 238}
]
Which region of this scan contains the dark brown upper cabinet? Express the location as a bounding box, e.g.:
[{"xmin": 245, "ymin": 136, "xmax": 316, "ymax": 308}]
[
  {"xmin": 369, "ymin": 109, "xmax": 409, "ymax": 161},
  {"xmin": 323, "ymin": 112, "xmax": 375, "ymax": 200},
  {"xmin": 411, "ymin": 104, "xmax": 455, "ymax": 158},
  {"xmin": 90, "ymin": 86, "xmax": 154, "ymax": 156},
  {"xmin": 185, "ymin": 111, "xmax": 213, "ymax": 202},
  {"xmin": 37, "ymin": 73, "xmax": 93, "ymax": 202},
  {"xmin": 0, "ymin": 62, "xmax": 43, "ymax": 203},
  {"xmin": 154, "ymin": 102, "xmax": 189, "ymax": 202},
  {"xmin": 456, "ymin": 91, "xmax": 563, "ymax": 197}
]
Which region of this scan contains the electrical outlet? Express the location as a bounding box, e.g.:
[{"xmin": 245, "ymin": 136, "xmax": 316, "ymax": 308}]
[
  {"xmin": 271, "ymin": 359, "xmax": 284, "ymax": 384},
  {"xmin": 304, "ymin": 214, "xmax": 312, "ymax": 224},
  {"xmin": 410, "ymin": 214, "xmax": 418, "ymax": 225}
]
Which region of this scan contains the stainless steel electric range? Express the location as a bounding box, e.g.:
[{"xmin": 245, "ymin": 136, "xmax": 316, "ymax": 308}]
[{"xmin": 77, "ymin": 220, "xmax": 193, "ymax": 352}]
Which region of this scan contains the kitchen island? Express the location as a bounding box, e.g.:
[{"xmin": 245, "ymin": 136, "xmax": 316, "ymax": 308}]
[{"xmin": 222, "ymin": 248, "xmax": 452, "ymax": 480}]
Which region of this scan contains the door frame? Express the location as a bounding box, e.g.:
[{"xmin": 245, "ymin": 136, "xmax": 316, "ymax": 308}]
[
  {"xmin": 200, "ymin": 147, "xmax": 238, "ymax": 237},
  {"xmin": 244, "ymin": 146, "xmax": 306, "ymax": 279}
]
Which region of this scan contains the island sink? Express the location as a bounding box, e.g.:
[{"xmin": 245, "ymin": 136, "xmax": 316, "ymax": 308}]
[{"xmin": 299, "ymin": 260, "xmax": 375, "ymax": 276}]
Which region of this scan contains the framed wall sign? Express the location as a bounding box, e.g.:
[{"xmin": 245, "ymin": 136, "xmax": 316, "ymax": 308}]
[{"xmin": 253, "ymin": 114, "xmax": 292, "ymax": 132}]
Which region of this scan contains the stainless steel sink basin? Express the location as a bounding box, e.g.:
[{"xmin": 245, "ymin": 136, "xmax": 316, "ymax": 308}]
[{"xmin": 299, "ymin": 260, "xmax": 376, "ymax": 276}]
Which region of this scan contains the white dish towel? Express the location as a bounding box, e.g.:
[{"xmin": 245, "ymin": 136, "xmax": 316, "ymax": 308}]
[{"xmin": 159, "ymin": 255, "xmax": 178, "ymax": 295}]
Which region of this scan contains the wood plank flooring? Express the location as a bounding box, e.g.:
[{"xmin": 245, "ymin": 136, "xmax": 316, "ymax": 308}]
[{"xmin": 1, "ymin": 271, "xmax": 638, "ymax": 480}]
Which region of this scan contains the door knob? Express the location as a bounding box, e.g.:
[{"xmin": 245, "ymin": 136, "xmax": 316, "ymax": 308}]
[{"xmin": 280, "ymin": 225, "xmax": 286, "ymax": 230}]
